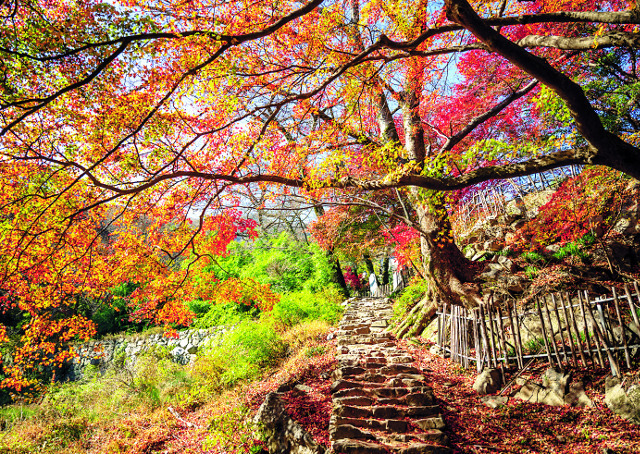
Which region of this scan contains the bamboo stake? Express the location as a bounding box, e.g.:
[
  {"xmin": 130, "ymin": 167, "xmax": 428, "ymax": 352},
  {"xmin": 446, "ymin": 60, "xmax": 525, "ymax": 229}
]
[
  {"xmin": 456, "ymin": 306, "xmax": 461, "ymax": 365},
  {"xmin": 507, "ymin": 303, "xmax": 523, "ymax": 369},
  {"xmin": 582, "ymin": 291, "xmax": 605, "ymax": 367},
  {"xmin": 585, "ymin": 295, "xmax": 620, "ymax": 376},
  {"xmin": 542, "ymin": 295, "xmax": 562, "ymax": 367},
  {"xmin": 487, "ymin": 304, "xmax": 499, "ymax": 369},
  {"xmin": 497, "ymin": 307, "xmax": 509, "ymax": 367},
  {"xmin": 463, "ymin": 308, "xmax": 470, "ymax": 369},
  {"xmin": 479, "ymin": 304, "xmax": 491, "ymax": 369},
  {"xmin": 625, "ymin": 284, "xmax": 640, "ymax": 327},
  {"xmin": 551, "ymin": 294, "xmax": 569, "ymax": 363},
  {"xmin": 513, "ymin": 302, "xmax": 525, "ymax": 369},
  {"xmin": 612, "ymin": 287, "xmax": 632, "ymax": 369},
  {"xmin": 565, "ymin": 292, "xmax": 587, "ymax": 366},
  {"xmin": 536, "ymin": 297, "xmax": 554, "ymax": 366},
  {"xmin": 596, "ymin": 301, "xmax": 612, "ymax": 344},
  {"xmin": 437, "ymin": 303, "xmax": 443, "ymax": 352},
  {"xmin": 577, "ymin": 291, "xmax": 596, "ymax": 367},
  {"xmin": 634, "ymin": 281, "xmax": 640, "ymax": 310},
  {"xmin": 451, "ymin": 305, "xmax": 457, "ymax": 363},
  {"xmin": 558, "ymin": 292, "xmax": 579, "ymax": 367},
  {"xmin": 473, "ymin": 309, "xmax": 482, "ymax": 373}
]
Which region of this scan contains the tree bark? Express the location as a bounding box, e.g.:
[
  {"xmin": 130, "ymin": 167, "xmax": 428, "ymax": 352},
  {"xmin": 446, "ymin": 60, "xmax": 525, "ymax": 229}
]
[
  {"xmin": 413, "ymin": 194, "xmax": 483, "ymax": 309},
  {"xmin": 381, "ymin": 256, "xmax": 390, "ymax": 286},
  {"xmin": 313, "ymin": 204, "xmax": 350, "ymax": 296},
  {"xmin": 332, "ymin": 257, "xmax": 350, "ymax": 297}
]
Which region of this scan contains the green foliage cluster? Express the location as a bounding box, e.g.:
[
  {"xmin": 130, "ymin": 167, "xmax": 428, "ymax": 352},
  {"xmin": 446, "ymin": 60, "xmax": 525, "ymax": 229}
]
[
  {"xmin": 86, "ymin": 282, "xmax": 151, "ymax": 336},
  {"xmin": 270, "ymin": 287, "xmax": 343, "ymax": 328},
  {"xmin": 392, "ymin": 278, "xmax": 429, "ymax": 320},
  {"xmin": 189, "ymin": 232, "xmax": 341, "ymax": 328},
  {"xmin": 194, "ymin": 320, "xmax": 288, "ymax": 389},
  {"xmin": 207, "ymin": 232, "xmax": 335, "ymax": 293}
]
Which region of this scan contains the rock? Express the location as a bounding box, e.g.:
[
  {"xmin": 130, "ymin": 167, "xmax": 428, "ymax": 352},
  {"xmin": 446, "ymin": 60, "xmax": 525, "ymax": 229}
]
[
  {"xmin": 483, "ymin": 239, "xmax": 503, "ymax": 252},
  {"xmin": 510, "ymin": 219, "xmax": 526, "ymax": 231},
  {"xmin": 171, "ymin": 346, "xmax": 186, "ymax": 357},
  {"xmin": 294, "ymin": 384, "xmax": 314, "ymax": 394},
  {"xmin": 605, "ymin": 377, "xmax": 640, "ymax": 424},
  {"xmin": 331, "ymin": 439, "xmax": 388, "ymax": 454},
  {"xmin": 613, "ymin": 217, "xmax": 633, "ymax": 235},
  {"xmin": 255, "ymin": 393, "xmax": 326, "ymax": 453},
  {"xmin": 473, "ymin": 369, "xmax": 502, "ymax": 395},
  {"xmin": 506, "ymin": 278, "xmax": 527, "ymax": 293},
  {"xmin": 480, "ymin": 263, "xmax": 502, "ymax": 280},
  {"xmin": 481, "ymin": 395, "xmax": 508, "ymax": 408},
  {"xmin": 514, "ymin": 368, "xmax": 594, "ymax": 408},
  {"xmin": 471, "ymin": 251, "xmax": 487, "ymax": 262},
  {"xmin": 187, "ymin": 344, "xmax": 198, "ymax": 354},
  {"xmin": 505, "ymin": 200, "xmax": 524, "ymax": 218}
]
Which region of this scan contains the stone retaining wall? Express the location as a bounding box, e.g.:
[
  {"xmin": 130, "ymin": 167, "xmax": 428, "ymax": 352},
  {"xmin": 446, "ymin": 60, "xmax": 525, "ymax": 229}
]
[{"xmin": 60, "ymin": 326, "xmax": 226, "ymax": 381}]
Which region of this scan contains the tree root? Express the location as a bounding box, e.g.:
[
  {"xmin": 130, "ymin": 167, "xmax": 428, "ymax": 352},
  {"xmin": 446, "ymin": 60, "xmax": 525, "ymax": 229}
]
[{"xmin": 393, "ymin": 298, "xmax": 437, "ymax": 339}]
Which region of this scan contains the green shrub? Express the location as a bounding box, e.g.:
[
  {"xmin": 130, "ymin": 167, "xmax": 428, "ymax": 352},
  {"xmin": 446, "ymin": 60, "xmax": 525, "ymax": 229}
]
[
  {"xmin": 521, "ymin": 251, "xmax": 546, "ymax": 264},
  {"xmin": 552, "ymin": 241, "xmax": 587, "ymax": 261},
  {"xmin": 194, "ymin": 301, "xmax": 260, "ymax": 328},
  {"xmin": 393, "ymin": 279, "xmax": 429, "ymax": 319},
  {"xmin": 212, "ymin": 233, "xmax": 335, "ymax": 293},
  {"xmin": 270, "ymin": 287, "xmax": 343, "ymax": 327},
  {"xmin": 197, "ymin": 320, "xmax": 287, "ymax": 388},
  {"xmin": 524, "ymin": 265, "xmax": 539, "ymax": 279}
]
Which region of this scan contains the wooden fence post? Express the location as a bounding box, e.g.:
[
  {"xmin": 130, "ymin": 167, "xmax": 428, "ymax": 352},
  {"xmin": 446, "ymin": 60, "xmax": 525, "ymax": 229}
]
[
  {"xmin": 565, "ymin": 292, "xmax": 587, "ymax": 366},
  {"xmin": 473, "ymin": 309, "xmax": 482, "ymax": 373},
  {"xmin": 558, "ymin": 292, "xmax": 578, "ymax": 367},
  {"xmin": 536, "ymin": 297, "xmax": 555, "ymax": 366},
  {"xmin": 542, "ymin": 295, "xmax": 562, "ymax": 367},
  {"xmin": 612, "ymin": 287, "xmax": 632, "ymax": 369}
]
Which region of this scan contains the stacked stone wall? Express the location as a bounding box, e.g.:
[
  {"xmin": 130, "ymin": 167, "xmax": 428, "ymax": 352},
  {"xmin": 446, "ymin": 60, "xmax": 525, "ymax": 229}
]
[{"xmin": 60, "ymin": 327, "xmax": 227, "ymax": 381}]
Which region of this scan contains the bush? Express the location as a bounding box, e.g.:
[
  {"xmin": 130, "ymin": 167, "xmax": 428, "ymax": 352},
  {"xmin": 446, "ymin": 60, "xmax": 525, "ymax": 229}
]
[
  {"xmin": 270, "ymin": 287, "xmax": 343, "ymax": 327},
  {"xmin": 393, "ymin": 279, "xmax": 429, "ymax": 319},
  {"xmin": 193, "ymin": 301, "xmax": 260, "ymax": 329},
  {"xmin": 509, "ymin": 167, "xmax": 635, "ymax": 250},
  {"xmin": 196, "ymin": 320, "xmax": 287, "ymax": 388}
]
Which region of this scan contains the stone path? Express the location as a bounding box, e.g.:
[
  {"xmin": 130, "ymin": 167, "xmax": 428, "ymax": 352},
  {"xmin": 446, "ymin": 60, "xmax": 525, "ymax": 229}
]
[{"xmin": 330, "ymin": 297, "xmax": 451, "ymax": 454}]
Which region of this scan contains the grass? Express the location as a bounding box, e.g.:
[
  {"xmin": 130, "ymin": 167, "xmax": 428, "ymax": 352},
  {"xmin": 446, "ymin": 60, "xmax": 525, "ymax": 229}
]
[{"xmin": 0, "ymin": 296, "xmax": 339, "ymax": 454}]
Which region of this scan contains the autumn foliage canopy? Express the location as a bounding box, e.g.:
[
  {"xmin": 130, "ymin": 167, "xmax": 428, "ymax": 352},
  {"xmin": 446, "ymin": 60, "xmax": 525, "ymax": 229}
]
[{"xmin": 2, "ymin": 0, "xmax": 640, "ymax": 391}]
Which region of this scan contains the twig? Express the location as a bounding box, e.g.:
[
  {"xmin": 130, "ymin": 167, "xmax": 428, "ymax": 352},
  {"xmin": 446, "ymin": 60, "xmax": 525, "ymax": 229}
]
[{"xmin": 168, "ymin": 406, "xmax": 199, "ymax": 428}]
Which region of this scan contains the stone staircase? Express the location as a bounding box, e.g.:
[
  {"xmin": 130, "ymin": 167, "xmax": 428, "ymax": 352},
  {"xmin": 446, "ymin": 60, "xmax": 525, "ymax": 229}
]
[{"xmin": 330, "ymin": 298, "xmax": 451, "ymax": 454}]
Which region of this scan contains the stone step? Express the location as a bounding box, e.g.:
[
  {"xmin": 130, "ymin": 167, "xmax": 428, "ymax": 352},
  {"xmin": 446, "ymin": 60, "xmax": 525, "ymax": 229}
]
[
  {"xmin": 332, "ymin": 438, "xmax": 389, "ymax": 454},
  {"xmin": 389, "ymin": 430, "xmax": 447, "ymax": 444},
  {"xmin": 412, "ymin": 417, "xmax": 446, "ymax": 430},
  {"xmin": 399, "ymin": 443, "xmax": 452, "ymax": 454},
  {"xmin": 331, "ymin": 424, "xmax": 376, "ymax": 441},
  {"xmin": 330, "ymin": 297, "xmax": 450, "ymax": 454}
]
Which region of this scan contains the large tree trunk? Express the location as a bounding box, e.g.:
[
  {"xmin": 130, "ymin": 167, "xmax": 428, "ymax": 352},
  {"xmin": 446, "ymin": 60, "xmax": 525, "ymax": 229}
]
[
  {"xmin": 390, "ymin": 80, "xmax": 484, "ymax": 337},
  {"xmin": 381, "ymin": 256, "xmax": 390, "ymax": 286},
  {"xmin": 414, "ymin": 196, "xmax": 483, "ymax": 309},
  {"xmin": 313, "ymin": 204, "xmax": 350, "ymax": 296},
  {"xmin": 392, "ymin": 195, "xmax": 483, "ymax": 338},
  {"xmin": 332, "ymin": 257, "xmax": 350, "ymax": 297}
]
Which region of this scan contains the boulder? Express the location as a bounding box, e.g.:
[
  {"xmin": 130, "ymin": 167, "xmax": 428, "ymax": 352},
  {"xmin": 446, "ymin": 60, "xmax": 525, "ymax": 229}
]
[
  {"xmin": 514, "ymin": 368, "xmax": 594, "ymax": 408},
  {"xmin": 473, "ymin": 369, "xmax": 502, "ymax": 395},
  {"xmin": 605, "ymin": 377, "xmax": 640, "ymax": 424},
  {"xmin": 481, "ymin": 395, "xmax": 509, "ymax": 408},
  {"xmin": 254, "ymin": 392, "xmax": 326, "ymax": 454}
]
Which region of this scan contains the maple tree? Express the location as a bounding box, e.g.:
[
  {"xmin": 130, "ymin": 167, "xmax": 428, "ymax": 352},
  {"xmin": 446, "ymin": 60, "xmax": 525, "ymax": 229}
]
[{"xmin": 3, "ymin": 0, "xmax": 640, "ymax": 387}]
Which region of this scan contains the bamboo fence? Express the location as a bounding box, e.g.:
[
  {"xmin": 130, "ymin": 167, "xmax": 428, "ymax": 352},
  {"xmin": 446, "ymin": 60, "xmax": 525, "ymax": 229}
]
[{"xmin": 435, "ymin": 282, "xmax": 640, "ymax": 376}]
